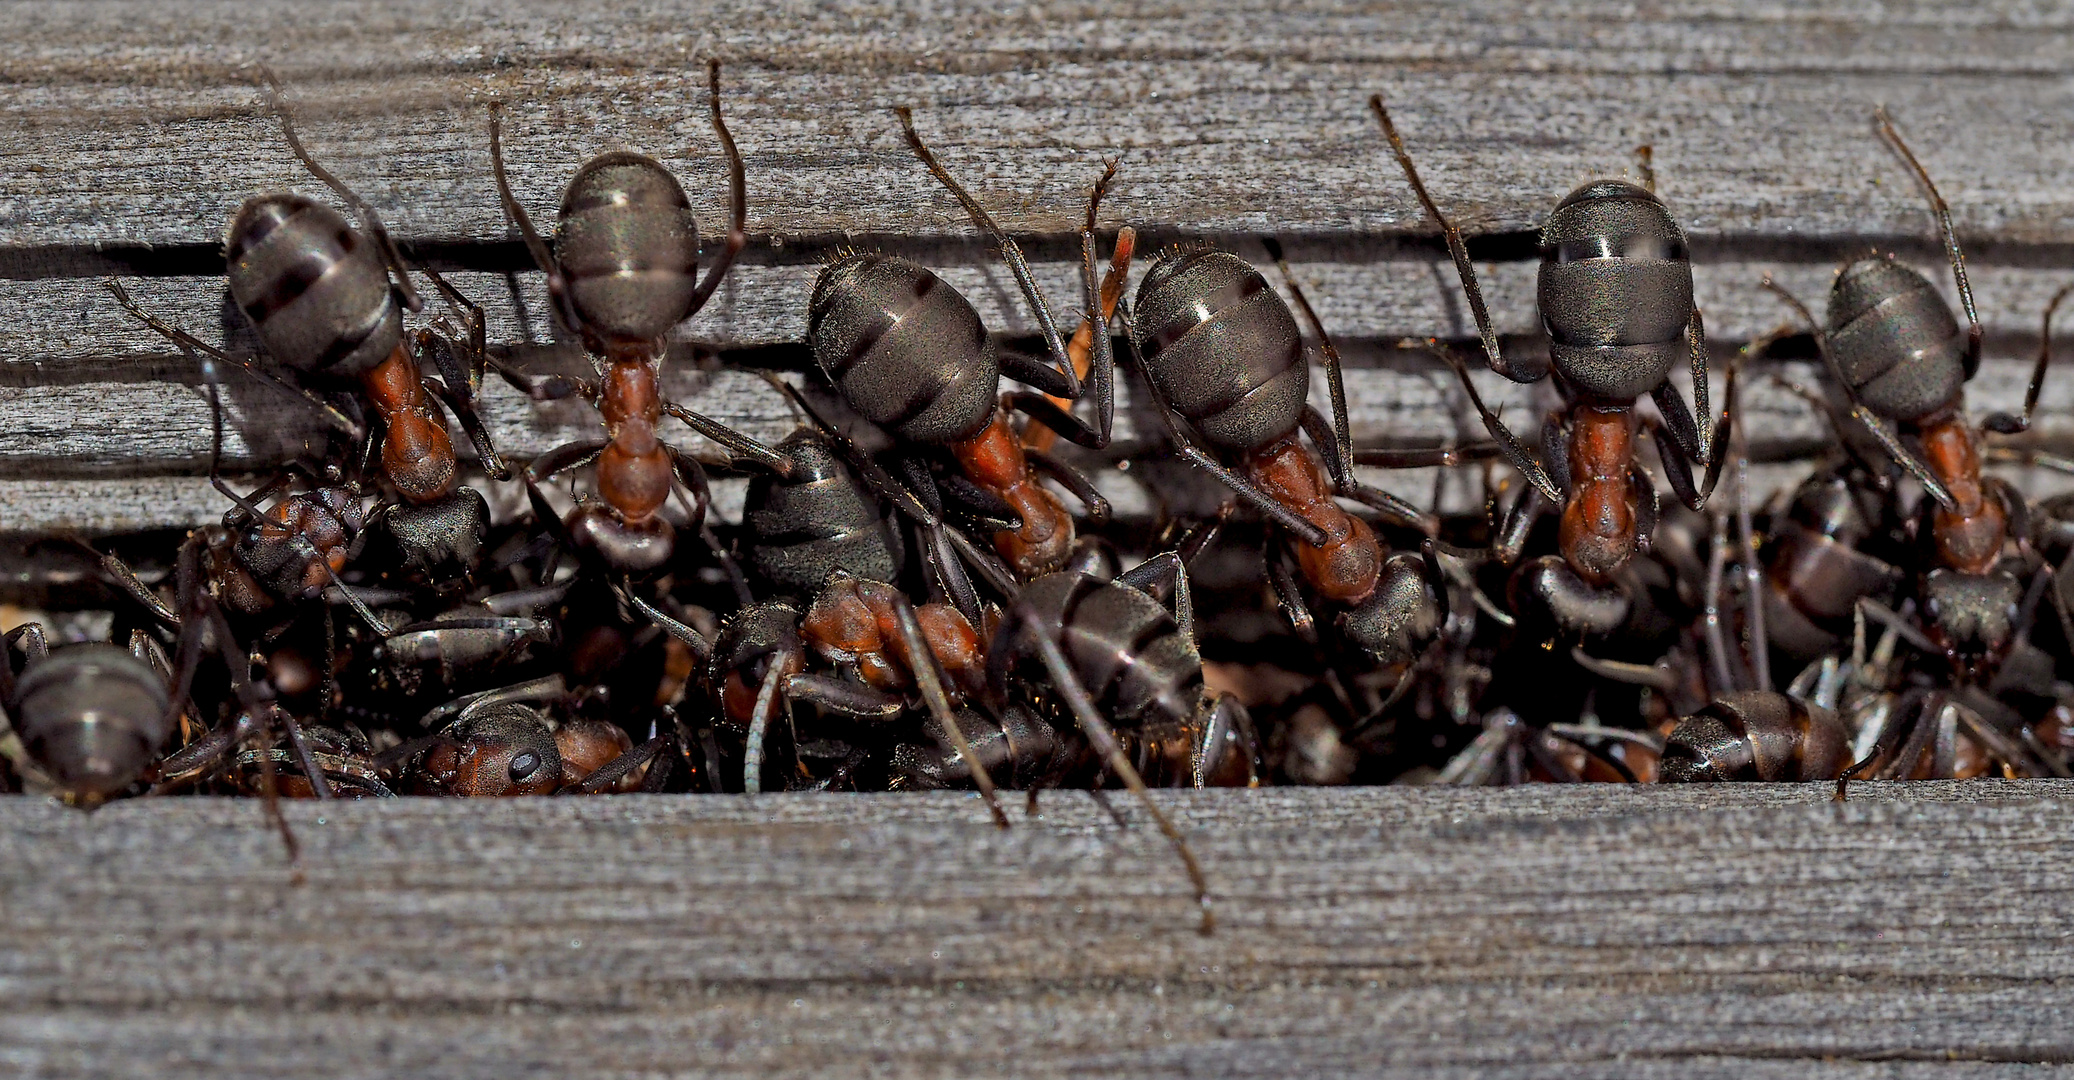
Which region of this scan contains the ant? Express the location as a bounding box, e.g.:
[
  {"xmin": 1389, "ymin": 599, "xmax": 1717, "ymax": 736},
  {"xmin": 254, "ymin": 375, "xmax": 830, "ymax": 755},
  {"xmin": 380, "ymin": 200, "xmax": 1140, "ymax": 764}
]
[
  {"xmin": 688, "ymin": 568, "xmax": 1006, "ymax": 819},
  {"xmin": 1118, "ymin": 233, "xmax": 1443, "ymax": 677},
  {"xmin": 0, "ymin": 631, "xmax": 175, "ymax": 806},
  {"xmin": 990, "ymin": 519, "xmax": 1261, "ymax": 934},
  {"xmin": 111, "ymin": 70, "xmax": 508, "ymax": 585},
  {"xmin": 489, "ymin": 60, "xmax": 791, "ymax": 579},
  {"xmin": 1372, "ymin": 94, "xmax": 1731, "ymax": 647},
  {"xmin": 804, "ymin": 108, "xmax": 1116, "ymax": 584},
  {"xmin": 1763, "ymin": 108, "xmax": 2056, "ymax": 682}
]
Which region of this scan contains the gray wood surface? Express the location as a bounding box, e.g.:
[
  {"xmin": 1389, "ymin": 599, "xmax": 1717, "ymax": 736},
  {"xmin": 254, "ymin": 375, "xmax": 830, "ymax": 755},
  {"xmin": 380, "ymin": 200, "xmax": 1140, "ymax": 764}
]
[
  {"xmin": 7, "ymin": 9, "xmax": 2074, "ymax": 1072},
  {"xmin": 5, "ymin": 783, "xmax": 2074, "ymax": 1078},
  {"xmin": 7, "ymin": 0, "xmax": 2074, "ymax": 530}
]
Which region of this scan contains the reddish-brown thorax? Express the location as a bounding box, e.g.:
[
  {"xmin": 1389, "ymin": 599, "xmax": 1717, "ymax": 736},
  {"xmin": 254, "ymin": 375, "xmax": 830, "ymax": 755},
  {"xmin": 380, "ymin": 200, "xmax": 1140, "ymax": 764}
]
[
  {"xmin": 1242, "ymin": 435, "xmax": 1380, "ymax": 605},
  {"xmin": 950, "ymin": 409, "xmax": 1073, "ymax": 578},
  {"xmin": 799, "ymin": 575, "xmax": 985, "ymax": 701},
  {"xmin": 595, "ymin": 357, "xmax": 672, "ymax": 524},
  {"xmin": 1919, "ymin": 413, "xmax": 2006, "ymax": 576},
  {"xmin": 360, "ymin": 344, "xmax": 456, "ymax": 504},
  {"xmin": 1558, "ymin": 405, "xmax": 1638, "ymax": 586}
]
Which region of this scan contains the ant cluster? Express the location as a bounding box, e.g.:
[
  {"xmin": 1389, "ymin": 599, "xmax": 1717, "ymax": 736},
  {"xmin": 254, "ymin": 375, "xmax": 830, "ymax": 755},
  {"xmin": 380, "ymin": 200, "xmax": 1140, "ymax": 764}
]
[{"xmin": 6, "ymin": 67, "xmax": 2073, "ymax": 919}]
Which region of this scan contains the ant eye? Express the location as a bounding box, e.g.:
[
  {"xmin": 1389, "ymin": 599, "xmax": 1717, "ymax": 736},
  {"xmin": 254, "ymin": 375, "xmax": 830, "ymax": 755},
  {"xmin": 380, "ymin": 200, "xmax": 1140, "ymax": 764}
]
[{"xmin": 508, "ymin": 752, "xmax": 541, "ymax": 782}]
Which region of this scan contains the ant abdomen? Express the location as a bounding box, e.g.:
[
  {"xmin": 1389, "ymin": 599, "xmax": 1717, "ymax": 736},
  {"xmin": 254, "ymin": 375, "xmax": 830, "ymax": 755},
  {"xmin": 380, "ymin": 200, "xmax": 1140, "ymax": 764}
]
[
  {"xmin": 556, "ymin": 152, "xmax": 703, "ymax": 345},
  {"xmin": 807, "ymin": 252, "xmax": 999, "ymax": 445},
  {"xmin": 1018, "ymin": 572, "xmax": 1201, "ymax": 735},
  {"xmin": 1341, "ymin": 553, "xmax": 1442, "ymax": 666},
  {"xmin": 1537, "ymin": 180, "xmax": 1693, "ymax": 402},
  {"xmin": 741, "ymin": 430, "xmax": 904, "ymax": 596},
  {"xmin": 1659, "ymin": 691, "xmax": 1851, "ymax": 783},
  {"xmin": 1826, "ymin": 258, "xmax": 1967, "ymax": 423},
  {"xmin": 226, "ymin": 194, "xmax": 403, "ymax": 379},
  {"xmin": 13, "ymin": 645, "xmax": 172, "ymax": 803},
  {"xmin": 1130, "ymin": 247, "xmax": 1308, "ymax": 456},
  {"xmin": 1762, "ymin": 473, "xmax": 1903, "ymax": 660},
  {"xmin": 566, "ymin": 504, "xmax": 674, "ymax": 575}
]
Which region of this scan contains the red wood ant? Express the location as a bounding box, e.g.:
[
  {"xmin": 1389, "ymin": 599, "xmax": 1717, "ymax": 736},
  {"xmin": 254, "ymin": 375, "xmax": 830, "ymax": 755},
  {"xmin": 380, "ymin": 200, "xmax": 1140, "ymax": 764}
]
[{"xmin": 489, "ymin": 61, "xmax": 791, "ymax": 578}]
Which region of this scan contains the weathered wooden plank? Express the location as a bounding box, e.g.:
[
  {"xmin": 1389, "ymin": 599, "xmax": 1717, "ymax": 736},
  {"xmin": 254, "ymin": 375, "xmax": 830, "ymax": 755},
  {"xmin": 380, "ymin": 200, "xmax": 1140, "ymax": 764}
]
[
  {"xmin": 4, "ymin": 1, "xmax": 2074, "ymax": 246},
  {"xmin": 6, "ymin": 2, "xmax": 2074, "ymax": 533},
  {"xmin": 3, "ymin": 784, "xmax": 2073, "ymax": 1078}
]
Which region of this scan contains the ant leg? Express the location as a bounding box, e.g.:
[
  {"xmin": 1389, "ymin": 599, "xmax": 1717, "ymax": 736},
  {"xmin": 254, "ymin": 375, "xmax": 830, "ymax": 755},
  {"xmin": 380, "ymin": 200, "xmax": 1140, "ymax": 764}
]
[
  {"xmin": 1435, "ymin": 714, "xmax": 1514, "ymax": 785},
  {"xmin": 1953, "ymin": 705, "xmax": 2044, "ymax": 778},
  {"xmin": 1371, "ymin": 95, "xmax": 1549, "ymax": 387},
  {"xmin": 1633, "ymin": 144, "xmax": 1656, "ymax": 195},
  {"xmin": 1026, "ymin": 179, "xmax": 1130, "ymax": 457},
  {"xmin": 933, "ymin": 469, "xmax": 1022, "ymax": 532},
  {"xmin": 783, "ymin": 675, "xmax": 906, "ymax": 720},
  {"xmin": 664, "ymin": 445, "xmax": 713, "ymax": 536},
  {"xmin": 1861, "ymin": 406, "xmax": 1960, "ymax": 511},
  {"xmin": 1298, "ymin": 407, "xmax": 1436, "ymax": 534},
  {"xmin": 1568, "ymin": 647, "xmax": 1677, "ymax": 691},
  {"xmin": 1371, "ymin": 92, "xmax": 1561, "ymax": 496},
  {"xmin": 1264, "ymin": 541, "xmax": 1320, "ymax": 646},
  {"xmin": 1729, "ymin": 378, "xmax": 1770, "ymax": 692},
  {"xmin": 151, "ymin": 713, "xmax": 263, "ymax": 789},
  {"xmin": 1003, "ymin": 208, "xmax": 1124, "ymax": 445},
  {"xmin": 896, "ymin": 107, "xmax": 1078, "ymax": 394},
  {"xmin": 888, "ymin": 591, "xmax": 1009, "ymax": 827},
  {"xmin": 700, "ymin": 523, "xmax": 756, "ymax": 609},
  {"xmin": 661, "ymin": 401, "xmax": 792, "ymax": 476},
  {"xmin": 1882, "ymin": 691, "xmax": 1943, "ymax": 781},
  {"xmin": 1117, "ymin": 552, "xmax": 1196, "ymax": 645},
  {"xmin": 920, "ymin": 525, "xmax": 986, "ymax": 627},
  {"xmin": 488, "ymin": 101, "xmax": 582, "ymax": 332},
  {"xmin": 158, "ymin": 535, "xmax": 215, "ymax": 745},
  {"xmin": 1118, "ymin": 301, "xmax": 1331, "ymax": 546},
  {"xmin": 1353, "ymin": 443, "xmax": 1504, "ymax": 469},
  {"xmin": 418, "ymin": 674, "xmax": 568, "ymax": 732},
  {"xmin": 1652, "ymin": 339, "xmax": 1735, "ymax": 511},
  {"xmin": 105, "ymin": 281, "xmax": 362, "ymax": 440},
  {"xmin": 420, "ymin": 367, "xmax": 512, "ymax": 482},
  {"xmin": 1005, "ymin": 388, "xmax": 1112, "ymax": 450},
  {"xmin": 1266, "ymin": 237, "xmax": 1353, "ymax": 478},
  {"xmin": 528, "ymin": 440, "xmax": 609, "ymax": 483},
  {"xmin": 1493, "ymin": 484, "xmax": 1551, "ymax": 566},
  {"xmin": 685, "ymin": 61, "xmax": 748, "ymax": 319},
  {"xmin": 76, "ymin": 542, "xmax": 181, "ymax": 628},
  {"xmin": 417, "ymin": 265, "xmax": 490, "ymax": 398},
  {"xmin": 617, "ymin": 582, "xmax": 714, "ymax": 667},
  {"xmin": 563, "ymin": 735, "xmax": 675, "ymax": 795},
  {"xmin": 193, "ymin": 584, "xmax": 332, "ymax": 803},
  {"xmin": 258, "ymin": 67, "xmax": 422, "ymax": 313},
  {"xmin": 1407, "ymin": 339, "xmax": 1562, "ymax": 505},
  {"xmin": 1986, "ymin": 282, "xmax": 2073, "ymax": 434},
  {"xmin": 1022, "ymin": 448, "xmax": 1110, "ymax": 525},
  {"xmin": 1835, "ymin": 690, "xmax": 1911, "ymax": 800},
  {"xmin": 1004, "ymin": 608, "xmax": 1214, "ymax": 934},
  {"xmin": 1875, "ymin": 108, "xmax": 1982, "ymax": 378},
  {"xmin": 1702, "ymin": 508, "xmax": 1738, "ymax": 694},
  {"xmin": 4, "ymin": 623, "xmax": 48, "ymax": 674},
  {"xmin": 491, "ymin": 356, "xmax": 595, "ymax": 403}
]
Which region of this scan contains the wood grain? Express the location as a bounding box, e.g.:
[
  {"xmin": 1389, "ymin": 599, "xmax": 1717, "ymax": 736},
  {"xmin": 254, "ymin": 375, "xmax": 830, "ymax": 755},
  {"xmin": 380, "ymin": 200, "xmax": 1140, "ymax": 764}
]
[
  {"xmin": 6, "ymin": 1, "xmax": 2074, "ymax": 531},
  {"xmin": 4, "ymin": 783, "xmax": 2074, "ymax": 1078}
]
